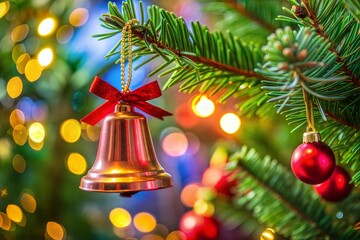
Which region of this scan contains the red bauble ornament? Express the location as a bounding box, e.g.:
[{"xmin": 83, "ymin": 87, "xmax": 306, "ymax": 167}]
[
  {"xmin": 314, "ymin": 166, "xmax": 353, "ymax": 202},
  {"xmin": 179, "ymin": 210, "xmax": 219, "ymax": 240},
  {"xmin": 214, "ymin": 172, "xmax": 238, "ymax": 198},
  {"xmin": 291, "ymin": 132, "xmax": 335, "ymax": 185}
]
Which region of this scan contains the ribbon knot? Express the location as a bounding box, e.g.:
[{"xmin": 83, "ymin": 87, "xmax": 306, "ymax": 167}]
[{"xmin": 81, "ymin": 76, "xmax": 172, "ymax": 126}]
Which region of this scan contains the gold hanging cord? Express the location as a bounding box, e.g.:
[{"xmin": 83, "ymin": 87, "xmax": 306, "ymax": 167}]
[
  {"xmin": 120, "ymin": 19, "xmax": 139, "ymax": 93},
  {"xmin": 302, "ymin": 87, "xmax": 316, "ymax": 132}
]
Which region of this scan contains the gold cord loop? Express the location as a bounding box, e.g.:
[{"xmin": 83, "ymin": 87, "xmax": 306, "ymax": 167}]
[
  {"xmin": 121, "ymin": 19, "xmax": 139, "ymax": 93},
  {"xmin": 302, "ymin": 86, "xmax": 316, "ymax": 132}
]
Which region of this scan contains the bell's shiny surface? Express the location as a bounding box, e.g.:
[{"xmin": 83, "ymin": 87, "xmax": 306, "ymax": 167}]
[{"xmin": 80, "ymin": 103, "xmax": 173, "ymax": 196}]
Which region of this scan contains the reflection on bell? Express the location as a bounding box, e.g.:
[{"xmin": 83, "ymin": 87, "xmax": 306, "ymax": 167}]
[{"xmin": 80, "ymin": 103, "xmax": 173, "ymax": 197}]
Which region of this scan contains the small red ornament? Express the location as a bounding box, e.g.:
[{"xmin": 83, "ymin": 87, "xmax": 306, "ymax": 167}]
[
  {"xmin": 214, "ymin": 172, "xmax": 238, "ymax": 198},
  {"xmin": 179, "ymin": 210, "xmax": 219, "ymax": 240},
  {"xmin": 314, "ymin": 166, "xmax": 353, "ymax": 202},
  {"xmin": 291, "ymin": 132, "xmax": 335, "ymax": 184}
]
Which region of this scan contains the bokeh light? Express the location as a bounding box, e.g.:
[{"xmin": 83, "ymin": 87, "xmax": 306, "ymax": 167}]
[
  {"xmin": 12, "ymin": 154, "xmax": 26, "ymax": 173},
  {"xmin": 260, "ymin": 228, "xmax": 275, "ymax": 240},
  {"xmin": 193, "ymin": 200, "xmax": 215, "ymax": 217},
  {"xmin": 210, "ymin": 146, "xmax": 228, "ymax": 168},
  {"xmin": 9, "ymin": 109, "xmax": 25, "ymax": 128},
  {"xmin": 60, "ymin": 119, "xmax": 81, "ymax": 143},
  {"xmin": 109, "ymin": 208, "xmax": 132, "ymax": 228},
  {"xmin": 141, "ymin": 234, "xmax": 163, "ymax": 240},
  {"xmin": 181, "ymin": 183, "xmax": 201, "ymax": 207},
  {"xmin": 13, "ymin": 124, "xmax": 28, "ymax": 146},
  {"xmin": 175, "ymin": 103, "xmax": 198, "ymax": 129},
  {"xmin": 46, "ymin": 221, "xmax": 66, "ymax": 240},
  {"xmin": 113, "ymin": 225, "xmax": 136, "ymax": 238},
  {"xmin": 12, "ymin": 44, "xmax": 26, "ymax": 63},
  {"xmin": 37, "ymin": 47, "xmax": 54, "ymax": 67},
  {"xmin": 38, "ymin": 17, "xmax": 57, "ymax": 36},
  {"xmin": 56, "ymin": 25, "xmax": 74, "ymax": 44},
  {"xmin": 29, "ymin": 122, "xmax": 45, "ymax": 143},
  {"xmin": 66, "ymin": 153, "xmax": 87, "ymax": 175},
  {"xmin": 69, "ymin": 8, "xmax": 89, "ymax": 27},
  {"xmin": 11, "ymin": 24, "xmax": 29, "ymax": 42},
  {"xmin": 7, "ymin": 76, "xmax": 23, "ymax": 98},
  {"xmin": 220, "ymin": 113, "xmax": 241, "ymax": 134},
  {"xmin": 202, "ymin": 167, "xmax": 223, "ymax": 187},
  {"xmin": 25, "ymin": 59, "xmax": 42, "ymax": 82},
  {"xmin": 192, "ymin": 95, "xmax": 215, "ymax": 118},
  {"xmin": 0, "ymin": 212, "xmax": 11, "ymax": 231},
  {"xmin": 16, "ymin": 53, "xmax": 31, "ymax": 74},
  {"xmin": 20, "ymin": 192, "xmax": 37, "ymax": 213},
  {"xmin": 0, "ymin": 138, "xmax": 12, "ymax": 160},
  {"xmin": 28, "ymin": 138, "xmax": 44, "ymax": 151},
  {"xmin": 134, "ymin": 212, "xmax": 156, "ymax": 233},
  {"xmin": 162, "ymin": 130, "xmax": 188, "ymax": 157},
  {"xmin": 6, "ymin": 204, "xmax": 23, "ymax": 223},
  {"xmin": 166, "ymin": 231, "xmax": 187, "ymax": 240},
  {"xmin": 0, "ymin": 1, "xmax": 10, "ymax": 19}
]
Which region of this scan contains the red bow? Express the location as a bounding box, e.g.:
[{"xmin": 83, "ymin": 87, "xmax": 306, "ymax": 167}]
[{"xmin": 81, "ymin": 76, "xmax": 172, "ymax": 125}]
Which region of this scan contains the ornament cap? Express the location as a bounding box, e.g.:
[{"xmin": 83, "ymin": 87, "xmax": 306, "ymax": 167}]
[
  {"xmin": 303, "ymin": 131, "xmax": 321, "ymax": 143},
  {"xmin": 116, "ymin": 102, "xmax": 134, "ymax": 113}
]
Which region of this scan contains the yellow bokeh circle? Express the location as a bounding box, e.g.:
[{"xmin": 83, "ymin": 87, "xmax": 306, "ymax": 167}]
[
  {"xmin": 7, "ymin": 76, "xmax": 23, "ymax": 98},
  {"xmin": 66, "ymin": 153, "xmax": 87, "ymax": 175},
  {"xmin": 109, "ymin": 208, "xmax": 132, "ymax": 228},
  {"xmin": 134, "ymin": 212, "xmax": 156, "ymax": 233},
  {"xmin": 29, "ymin": 122, "xmax": 45, "ymax": 143},
  {"xmin": 60, "ymin": 119, "xmax": 81, "ymax": 143}
]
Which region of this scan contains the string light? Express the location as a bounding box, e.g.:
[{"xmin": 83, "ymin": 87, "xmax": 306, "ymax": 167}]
[
  {"xmin": 25, "ymin": 59, "xmax": 42, "ymax": 82},
  {"xmin": 66, "ymin": 153, "xmax": 87, "ymax": 175},
  {"xmin": 220, "ymin": 113, "xmax": 241, "ymax": 134},
  {"xmin": 134, "ymin": 212, "xmax": 156, "ymax": 233},
  {"xmin": 20, "ymin": 192, "xmax": 37, "ymax": 213},
  {"xmin": 69, "ymin": 8, "xmax": 89, "ymax": 27},
  {"xmin": 9, "ymin": 109, "xmax": 25, "ymax": 128},
  {"xmin": 37, "ymin": 47, "xmax": 54, "ymax": 67},
  {"xmin": 56, "ymin": 25, "xmax": 74, "ymax": 44},
  {"xmin": 180, "ymin": 183, "xmax": 201, "ymax": 207},
  {"xmin": 161, "ymin": 130, "xmax": 188, "ymax": 157},
  {"xmin": 12, "ymin": 154, "xmax": 26, "ymax": 173},
  {"xmin": 11, "ymin": 24, "xmax": 29, "ymax": 42},
  {"xmin": 6, "ymin": 204, "xmax": 23, "ymax": 223},
  {"xmin": 7, "ymin": 76, "xmax": 23, "ymax": 98},
  {"xmin": 192, "ymin": 95, "xmax": 215, "ymax": 118},
  {"xmin": 38, "ymin": 17, "xmax": 57, "ymax": 36},
  {"xmin": 0, "ymin": 212, "xmax": 11, "ymax": 231},
  {"xmin": 46, "ymin": 221, "xmax": 66, "ymax": 240},
  {"xmin": 28, "ymin": 122, "xmax": 45, "ymax": 143},
  {"xmin": 60, "ymin": 119, "xmax": 81, "ymax": 143},
  {"xmin": 16, "ymin": 53, "xmax": 31, "ymax": 74},
  {"xmin": 109, "ymin": 208, "xmax": 132, "ymax": 228},
  {"xmin": 13, "ymin": 124, "xmax": 28, "ymax": 146},
  {"xmin": 0, "ymin": 1, "xmax": 10, "ymax": 19},
  {"xmin": 166, "ymin": 231, "xmax": 187, "ymax": 240}
]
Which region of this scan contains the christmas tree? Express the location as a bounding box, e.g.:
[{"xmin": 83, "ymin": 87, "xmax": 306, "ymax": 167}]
[{"xmin": 1, "ymin": 0, "xmax": 359, "ymax": 239}]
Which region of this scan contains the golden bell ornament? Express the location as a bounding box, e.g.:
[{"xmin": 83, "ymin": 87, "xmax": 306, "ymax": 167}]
[{"xmin": 80, "ymin": 103, "xmax": 173, "ymax": 197}]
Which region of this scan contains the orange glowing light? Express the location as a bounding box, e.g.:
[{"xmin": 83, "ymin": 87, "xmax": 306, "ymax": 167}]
[
  {"xmin": 109, "ymin": 208, "xmax": 132, "ymax": 228},
  {"xmin": 69, "ymin": 8, "xmax": 89, "ymax": 27},
  {"xmin": 46, "ymin": 221, "xmax": 66, "ymax": 240},
  {"xmin": 162, "ymin": 131, "xmax": 188, "ymax": 157},
  {"xmin": 6, "ymin": 204, "xmax": 23, "ymax": 223},
  {"xmin": 7, "ymin": 76, "xmax": 23, "ymax": 98},
  {"xmin": 134, "ymin": 212, "xmax": 156, "ymax": 233},
  {"xmin": 66, "ymin": 153, "xmax": 87, "ymax": 175},
  {"xmin": 202, "ymin": 167, "xmax": 223, "ymax": 187},
  {"xmin": 180, "ymin": 183, "xmax": 201, "ymax": 207},
  {"xmin": 192, "ymin": 95, "xmax": 215, "ymax": 118}
]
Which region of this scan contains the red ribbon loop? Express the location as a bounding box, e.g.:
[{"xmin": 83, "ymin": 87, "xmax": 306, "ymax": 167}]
[{"xmin": 81, "ymin": 76, "xmax": 172, "ymax": 125}]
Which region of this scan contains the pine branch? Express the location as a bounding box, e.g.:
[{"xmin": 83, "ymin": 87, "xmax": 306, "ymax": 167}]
[
  {"xmin": 224, "ymin": 0, "xmax": 277, "ymax": 32},
  {"xmin": 302, "ymin": 0, "xmax": 360, "ymax": 86},
  {"xmin": 227, "ymin": 146, "xmax": 360, "ymax": 240}
]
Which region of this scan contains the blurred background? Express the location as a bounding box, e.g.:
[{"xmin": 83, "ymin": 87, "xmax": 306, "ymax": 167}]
[{"xmin": 0, "ymin": 0, "xmax": 299, "ymax": 239}]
